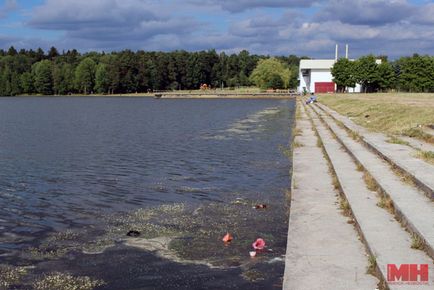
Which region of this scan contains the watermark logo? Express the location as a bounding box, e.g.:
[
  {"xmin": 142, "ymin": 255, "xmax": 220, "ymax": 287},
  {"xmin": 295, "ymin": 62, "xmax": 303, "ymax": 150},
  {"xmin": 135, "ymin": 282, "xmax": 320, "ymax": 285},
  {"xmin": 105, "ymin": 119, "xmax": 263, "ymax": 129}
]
[{"xmin": 387, "ymin": 264, "xmax": 429, "ymax": 285}]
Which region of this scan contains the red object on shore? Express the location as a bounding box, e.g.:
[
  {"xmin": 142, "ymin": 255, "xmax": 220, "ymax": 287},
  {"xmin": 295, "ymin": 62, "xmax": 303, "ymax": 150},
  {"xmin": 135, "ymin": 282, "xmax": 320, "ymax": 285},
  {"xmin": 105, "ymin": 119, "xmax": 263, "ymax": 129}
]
[
  {"xmin": 252, "ymin": 238, "xmax": 266, "ymax": 250},
  {"xmin": 314, "ymin": 82, "xmax": 335, "ymax": 93},
  {"xmin": 222, "ymin": 233, "xmax": 233, "ymax": 243}
]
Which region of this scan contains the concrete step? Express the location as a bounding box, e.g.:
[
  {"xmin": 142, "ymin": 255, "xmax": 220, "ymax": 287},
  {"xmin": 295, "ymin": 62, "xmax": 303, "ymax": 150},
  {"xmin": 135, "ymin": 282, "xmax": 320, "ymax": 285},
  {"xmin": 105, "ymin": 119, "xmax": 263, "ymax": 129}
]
[
  {"xmin": 399, "ymin": 136, "xmax": 434, "ymax": 152},
  {"xmin": 309, "ymin": 103, "xmax": 434, "ymax": 261},
  {"xmin": 304, "ymin": 104, "xmax": 434, "ymax": 290},
  {"xmin": 315, "ymin": 102, "xmax": 434, "ymax": 200},
  {"xmin": 283, "ymin": 104, "xmax": 378, "ymax": 290},
  {"xmin": 424, "ymin": 127, "xmax": 434, "ymax": 137}
]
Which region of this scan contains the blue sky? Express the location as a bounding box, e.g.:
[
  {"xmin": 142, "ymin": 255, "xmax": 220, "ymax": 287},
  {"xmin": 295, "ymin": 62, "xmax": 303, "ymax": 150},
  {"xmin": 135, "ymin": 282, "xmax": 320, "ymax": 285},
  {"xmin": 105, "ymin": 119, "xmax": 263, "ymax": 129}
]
[{"xmin": 0, "ymin": 0, "xmax": 433, "ymax": 58}]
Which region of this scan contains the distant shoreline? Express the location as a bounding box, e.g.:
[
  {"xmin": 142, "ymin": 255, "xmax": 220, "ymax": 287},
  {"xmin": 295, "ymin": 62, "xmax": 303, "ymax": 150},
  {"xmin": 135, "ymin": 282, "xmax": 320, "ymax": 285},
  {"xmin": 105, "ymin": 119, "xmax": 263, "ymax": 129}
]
[
  {"xmin": 3, "ymin": 92, "xmax": 299, "ymax": 99},
  {"xmin": 157, "ymin": 93, "xmax": 298, "ymax": 99}
]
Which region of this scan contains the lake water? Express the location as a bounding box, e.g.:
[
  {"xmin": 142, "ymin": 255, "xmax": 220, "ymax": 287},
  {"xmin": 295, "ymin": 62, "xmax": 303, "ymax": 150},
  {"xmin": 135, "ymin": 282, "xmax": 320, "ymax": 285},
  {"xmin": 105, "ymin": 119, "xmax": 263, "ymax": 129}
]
[{"xmin": 0, "ymin": 97, "xmax": 295, "ymax": 289}]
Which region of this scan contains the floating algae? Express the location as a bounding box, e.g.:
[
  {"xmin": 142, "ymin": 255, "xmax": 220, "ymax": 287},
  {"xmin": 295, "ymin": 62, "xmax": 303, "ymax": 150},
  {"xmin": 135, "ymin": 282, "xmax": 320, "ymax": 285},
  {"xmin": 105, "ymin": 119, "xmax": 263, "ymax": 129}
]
[
  {"xmin": 0, "ymin": 265, "xmax": 28, "ymax": 289},
  {"xmin": 81, "ymin": 238, "xmax": 115, "ymax": 255},
  {"xmin": 26, "ymin": 230, "xmax": 83, "ymax": 260},
  {"xmin": 203, "ymin": 106, "xmax": 283, "ymax": 140},
  {"xmin": 241, "ymin": 269, "xmax": 266, "ymax": 282},
  {"xmin": 124, "ymin": 236, "xmax": 220, "ymax": 269},
  {"xmin": 19, "ymin": 196, "xmax": 289, "ymax": 287},
  {"xmin": 32, "ymin": 273, "xmax": 104, "ymax": 290},
  {"xmin": 99, "ymin": 199, "xmax": 288, "ymax": 269}
]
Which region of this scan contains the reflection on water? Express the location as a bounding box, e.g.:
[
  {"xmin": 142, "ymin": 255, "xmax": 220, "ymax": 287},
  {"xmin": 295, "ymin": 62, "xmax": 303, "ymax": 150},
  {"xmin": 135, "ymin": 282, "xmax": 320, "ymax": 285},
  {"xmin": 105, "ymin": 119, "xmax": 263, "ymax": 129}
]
[{"xmin": 0, "ymin": 97, "xmax": 295, "ymax": 288}]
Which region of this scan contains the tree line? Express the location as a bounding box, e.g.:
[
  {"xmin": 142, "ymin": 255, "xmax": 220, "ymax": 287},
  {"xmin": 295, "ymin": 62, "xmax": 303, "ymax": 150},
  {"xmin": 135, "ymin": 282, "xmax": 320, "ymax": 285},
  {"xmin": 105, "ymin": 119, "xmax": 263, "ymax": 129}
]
[
  {"xmin": 331, "ymin": 54, "xmax": 434, "ymax": 93},
  {"xmin": 0, "ymin": 46, "xmax": 303, "ymax": 96}
]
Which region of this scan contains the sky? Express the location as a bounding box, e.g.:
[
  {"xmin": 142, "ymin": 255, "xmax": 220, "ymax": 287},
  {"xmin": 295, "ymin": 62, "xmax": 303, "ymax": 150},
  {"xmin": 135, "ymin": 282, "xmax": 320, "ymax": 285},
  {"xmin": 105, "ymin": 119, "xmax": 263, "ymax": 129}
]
[{"xmin": 0, "ymin": 0, "xmax": 433, "ymax": 59}]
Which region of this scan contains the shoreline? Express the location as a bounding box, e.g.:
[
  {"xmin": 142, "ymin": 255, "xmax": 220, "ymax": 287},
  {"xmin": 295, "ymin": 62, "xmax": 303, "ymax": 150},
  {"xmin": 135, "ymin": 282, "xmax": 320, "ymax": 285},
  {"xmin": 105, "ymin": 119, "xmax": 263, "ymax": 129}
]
[
  {"xmin": 2, "ymin": 92, "xmax": 299, "ymax": 99},
  {"xmin": 158, "ymin": 93, "xmax": 297, "ymax": 99}
]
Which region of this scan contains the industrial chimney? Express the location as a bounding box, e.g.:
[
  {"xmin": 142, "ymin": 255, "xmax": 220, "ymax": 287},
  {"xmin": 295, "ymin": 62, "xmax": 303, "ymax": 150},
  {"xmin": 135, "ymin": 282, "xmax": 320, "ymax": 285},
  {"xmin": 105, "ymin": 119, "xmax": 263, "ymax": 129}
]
[
  {"xmin": 345, "ymin": 44, "xmax": 349, "ymax": 59},
  {"xmin": 335, "ymin": 44, "xmax": 338, "ymax": 61}
]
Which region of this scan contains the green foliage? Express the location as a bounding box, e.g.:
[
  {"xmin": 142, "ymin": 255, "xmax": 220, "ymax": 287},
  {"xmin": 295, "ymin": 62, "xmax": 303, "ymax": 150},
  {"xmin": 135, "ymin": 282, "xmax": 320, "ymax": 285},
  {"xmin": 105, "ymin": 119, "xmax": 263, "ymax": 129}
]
[
  {"xmin": 32, "ymin": 60, "xmax": 53, "ymax": 95},
  {"xmin": 377, "ymin": 62, "xmax": 396, "ymax": 91},
  {"xmin": 266, "ymin": 74, "xmax": 284, "ymax": 89},
  {"xmin": 0, "ymin": 45, "xmax": 432, "ymax": 96},
  {"xmin": 75, "ymin": 58, "xmax": 96, "ymax": 94},
  {"xmin": 396, "ymin": 54, "xmax": 434, "ymax": 92},
  {"xmin": 288, "ymin": 65, "xmax": 299, "ymax": 89},
  {"xmin": 331, "ymin": 55, "xmax": 422, "ymax": 93},
  {"xmin": 20, "ymin": 72, "xmax": 33, "ymax": 94},
  {"xmin": 354, "ymin": 55, "xmax": 380, "ymax": 92},
  {"xmin": 53, "ymin": 63, "xmax": 75, "ymax": 95},
  {"xmin": 331, "ymin": 58, "xmax": 356, "ymax": 90},
  {"xmin": 249, "ymin": 58, "xmax": 291, "ymax": 89},
  {"xmin": 94, "ymin": 63, "xmax": 110, "ymax": 94}
]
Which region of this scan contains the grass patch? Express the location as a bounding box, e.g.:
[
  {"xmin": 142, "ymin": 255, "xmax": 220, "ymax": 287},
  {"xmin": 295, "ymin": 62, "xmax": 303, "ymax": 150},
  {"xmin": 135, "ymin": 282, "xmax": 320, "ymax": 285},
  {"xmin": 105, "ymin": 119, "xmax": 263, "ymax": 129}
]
[
  {"xmin": 293, "ymin": 141, "xmax": 303, "ymax": 148},
  {"xmin": 402, "ymin": 128, "xmax": 434, "ymax": 144},
  {"xmin": 316, "ymin": 138, "xmax": 323, "ymax": 148},
  {"xmin": 366, "ymin": 255, "xmax": 377, "ymax": 276},
  {"xmin": 376, "ymin": 196, "xmax": 394, "ymax": 214},
  {"xmin": 390, "ymin": 165, "xmax": 416, "ymax": 186},
  {"xmin": 339, "ymin": 198, "xmax": 351, "ymax": 217},
  {"xmin": 363, "ymin": 171, "xmax": 379, "ymax": 192},
  {"xmin": 295, "ymin": 104, "xmax": 302, "ymax": 120},
  {"xmin": 319, "ymin": 93, "xmax": 434, "ymax": 144},
  {"xmin": 294, "ymin": 128, "xmax": 302, "ymax": 136},
  {"xmin": 356, "ymin": 162, "xmax": 364, "ymax": 172},
  {"xmin": 410, "ymin": 234, "xmax": 425, "ymax": 250},
  {"xmin": 387, "ymin": 136, "xmax": 410, "ymax": 146},
  {"xmin": 331, "ymin": 174, "xmax": 340, "ymax": 190},
  {"xmin": 416, "ymin": 150, "xmax": 434, "ymax": 165},
  {"xmin": 349, "ymin": 130, "xmax": 361, "ymax": 141}
]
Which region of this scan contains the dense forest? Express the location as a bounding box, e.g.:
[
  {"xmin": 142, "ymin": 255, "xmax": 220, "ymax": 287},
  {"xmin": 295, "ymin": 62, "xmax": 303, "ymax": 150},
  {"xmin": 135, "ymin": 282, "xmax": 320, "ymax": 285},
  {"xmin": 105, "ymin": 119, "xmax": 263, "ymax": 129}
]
[
  {"xmin": 0, "ymin": 46, "xmax": 433, "ymax": 96},
  {"xmin": 0, "ymin": 46, "xmax": 303, "ymax": 96}
]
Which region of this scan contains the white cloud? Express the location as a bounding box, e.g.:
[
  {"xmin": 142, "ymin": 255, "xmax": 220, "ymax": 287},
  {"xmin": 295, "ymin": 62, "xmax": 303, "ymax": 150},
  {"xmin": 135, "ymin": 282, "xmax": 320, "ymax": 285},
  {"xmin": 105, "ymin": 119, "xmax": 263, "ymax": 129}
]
[
  {"xmin": 1, "ymin": 0, "xmax": 431, "ymax": 58},
  {"xmin": 187, "ymin": 0, "xmax": 315, "ymax": 13},
  {"xmin": 0, "ymin": 0, "xmax": 17, "ymax": 19}
]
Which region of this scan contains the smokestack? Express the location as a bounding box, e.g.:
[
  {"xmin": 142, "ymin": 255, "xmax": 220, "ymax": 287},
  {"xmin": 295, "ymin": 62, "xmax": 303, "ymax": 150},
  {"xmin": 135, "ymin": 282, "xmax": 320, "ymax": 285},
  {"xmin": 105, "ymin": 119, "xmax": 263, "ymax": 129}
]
[
  {"xmin": 345, "ymin": 44, "xmax": 349, "ymax": 59},
  {"xmin": 335, "ymin": 44, "xmax": 338, "ymax": 60}
]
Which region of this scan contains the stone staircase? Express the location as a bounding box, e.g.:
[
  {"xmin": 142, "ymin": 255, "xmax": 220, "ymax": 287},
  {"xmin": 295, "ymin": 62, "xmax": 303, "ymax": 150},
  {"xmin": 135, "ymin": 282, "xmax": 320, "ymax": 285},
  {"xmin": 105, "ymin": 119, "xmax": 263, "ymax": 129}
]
[{"xmin": 284, "ymin": 100, "xmax": 434, "ymax": 290}]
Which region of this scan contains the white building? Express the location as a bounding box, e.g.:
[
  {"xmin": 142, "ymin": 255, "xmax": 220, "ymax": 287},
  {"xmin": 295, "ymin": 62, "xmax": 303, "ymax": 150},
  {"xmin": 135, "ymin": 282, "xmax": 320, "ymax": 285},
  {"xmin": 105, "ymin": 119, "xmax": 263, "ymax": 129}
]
[{"xmin": 298, "ymin": 45, "xmax": 362, "ymax": 93}]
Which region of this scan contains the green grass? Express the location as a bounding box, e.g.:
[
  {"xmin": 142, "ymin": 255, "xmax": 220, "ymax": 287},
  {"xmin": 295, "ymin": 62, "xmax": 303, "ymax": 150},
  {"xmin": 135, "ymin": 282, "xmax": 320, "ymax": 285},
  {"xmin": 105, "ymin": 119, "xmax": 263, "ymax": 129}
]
[
  {"xmin": 339, "ymin": 199, "xmax": 351, "ymax": 217},
  {"xmin": 402, "ymin": 128, "xmax": 434, "ymax": 144},
  {"xmin": 410, "ymin": 234, "xmax": 425, "ymax": 250},
  {"xmin": 376, "ymin": 196, "xmax": 394, "ymax": 214},
  {"xmin": 319, "ymin": 93, "xmax": 434, "ymax": 144},
  {"xmin": 363, "ymin": 171, "xmax": 379, "ymax": 192},
  {"xmin": 416, "ymin": 150, "xmax": 434, "ymax": 165},
  {"xmin": 367, "ymin": 255, "xmax": 377, "ymax": 276},
  {"xmin": 387, "ymin": 136, "xmax": 410, "ymax": 146}
]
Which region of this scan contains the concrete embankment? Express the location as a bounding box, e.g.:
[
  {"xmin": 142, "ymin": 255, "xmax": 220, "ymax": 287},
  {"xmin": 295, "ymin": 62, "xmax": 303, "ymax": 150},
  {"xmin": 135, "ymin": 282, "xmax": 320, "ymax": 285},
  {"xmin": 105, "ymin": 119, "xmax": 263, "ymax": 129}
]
[
  {"xmin": 283, "ymin": 102, "xmax": 378, "ymax": 290},
  {"xmin": 285, "ymin": 99, "xmax": 434, "ymax": 289}
]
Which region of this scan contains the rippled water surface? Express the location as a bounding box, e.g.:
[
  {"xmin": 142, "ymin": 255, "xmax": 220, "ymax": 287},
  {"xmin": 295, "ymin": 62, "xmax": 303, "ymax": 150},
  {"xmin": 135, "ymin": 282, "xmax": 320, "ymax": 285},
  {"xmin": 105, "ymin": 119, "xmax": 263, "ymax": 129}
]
[{"xmin": 0, "ymin": 97, "xmax": 295, "ymax": 289}]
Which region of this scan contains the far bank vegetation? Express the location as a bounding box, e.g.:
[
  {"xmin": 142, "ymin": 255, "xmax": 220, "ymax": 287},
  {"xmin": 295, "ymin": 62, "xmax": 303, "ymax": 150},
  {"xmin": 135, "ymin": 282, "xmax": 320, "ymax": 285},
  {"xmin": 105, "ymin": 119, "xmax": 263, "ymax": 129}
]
[{"xmin": 0, "ymin": 46, "xmax": 301, "ymax": 96}]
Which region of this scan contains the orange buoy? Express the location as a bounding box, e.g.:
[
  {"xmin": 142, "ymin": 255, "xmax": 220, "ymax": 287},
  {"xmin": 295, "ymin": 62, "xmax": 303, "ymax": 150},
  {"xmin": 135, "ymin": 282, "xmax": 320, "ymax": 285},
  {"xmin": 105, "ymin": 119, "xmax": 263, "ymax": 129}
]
[{"xmin": 222, "ymin": 232, "xmax": 233, "ymax": 243}]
